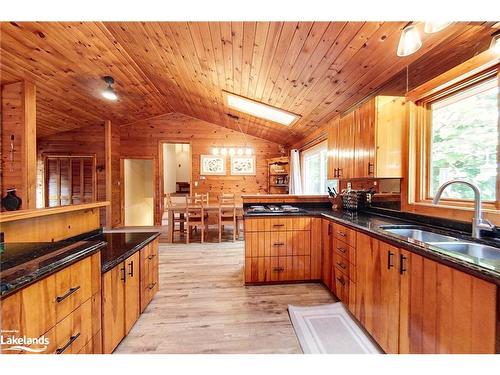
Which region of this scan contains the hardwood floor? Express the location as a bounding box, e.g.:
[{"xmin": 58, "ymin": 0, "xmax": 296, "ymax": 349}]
[{"xmin": 115, "ymin": 242, "xmax": 335, "ymax": 353}]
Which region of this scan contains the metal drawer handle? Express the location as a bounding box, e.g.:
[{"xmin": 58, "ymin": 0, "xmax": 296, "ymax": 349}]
[
  {"xmin": 337, "ymin": 247, "xmax": 347, "ymax": 254},
  {"xmin": 128, "ymin": 261, "xmax": 134, "ymax": 277},
  {"xmin": 273, "ymin": 224, "xmax": 285, "ymax": 227},
  {"xmin": 400, "ymin": 254, "xmax": 407, "ymax": 275},
  {"xmin": 148, "ymin": 254, "xmax": 156, "ymax": 260},
  {"xmin": 387, "ymin": 251, "xmax": 395, "ymax": 269},
  {"xmin": 273, "ymin": 242, "xmax": 285, "ymax": 246},
  {"xmin": 120, "ymin": 265, "xmax": 126, "ymax": 282},
  {"xmin": 148, "ymin": 282, "xmax": 157, "ymax": 290},
  {"xmin": 337, "ymin": 261, "xmax": 346, "ymax": 269},
  {"xmin": 337, "ymin": 231, "xmax": 346, "ymax": 237},
  {"xmin": 56, "ymin": 286, "xmax": 80, "ymax": 303},
  {"xmin": 336, "ymin": 276, "xmax": 346, "ymax": 286},
  {"xmin": 56, "ymin": 332, "xmax": 80, "ymax": 354},
  {"xmin": 272, "ymin": 267, "xmax": 284, "ymax": 272}
]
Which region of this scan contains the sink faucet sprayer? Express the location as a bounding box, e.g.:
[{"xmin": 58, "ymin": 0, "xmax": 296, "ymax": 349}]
[{"xmin": 432, "ymin": 180, "xmax": 495, "ymax": 239}]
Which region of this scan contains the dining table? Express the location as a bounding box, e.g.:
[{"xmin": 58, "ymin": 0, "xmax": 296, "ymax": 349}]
[{"xmin": 164, "ymin": 200, "xmax": 244, "ymax": 243}]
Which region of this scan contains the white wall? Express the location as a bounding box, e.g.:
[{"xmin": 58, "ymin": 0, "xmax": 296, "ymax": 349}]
[
  {"xmin": 124, "ymin": 159, "xmax": 154, "ymax": 226},
  {"xmin": 163, "ymin": 144, "xmax": 177, "ymax": 194},
  {"xmin": 175, "ymin": 143, "xmax": 190, "ymax": 182},
  {"xmin": 163, "ymin": 143, "xmax": 191, "ymax": 196}
]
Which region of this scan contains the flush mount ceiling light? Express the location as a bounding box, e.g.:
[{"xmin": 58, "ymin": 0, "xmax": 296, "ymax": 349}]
[
  {"xmin": 424, "ymin": 22, "xmax": 452, "ymax": 34},
  {"xmin": 223, "ymin": 91, "xmax": 300, "ymax": 126},
  {"xmin": 490, "ymin": 32, "xmax": 500, "ymax": 53},
  {"xmin": 101, "ymin": 76, "xmax": 118, "ymax": 101},
  {"xmin": 397, "ymin": 24, "xmax": 422, "ymax": 57}
]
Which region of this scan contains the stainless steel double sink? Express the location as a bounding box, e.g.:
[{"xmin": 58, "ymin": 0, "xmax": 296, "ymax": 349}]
[{"xmin": 379, "ymin": 225, "xmax": 500, "ymax": 261}]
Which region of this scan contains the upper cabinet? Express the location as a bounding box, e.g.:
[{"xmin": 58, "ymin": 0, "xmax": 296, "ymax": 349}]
[{"xmin": 327, "ymin": 96, "xmax": 406, "ymax": 180}]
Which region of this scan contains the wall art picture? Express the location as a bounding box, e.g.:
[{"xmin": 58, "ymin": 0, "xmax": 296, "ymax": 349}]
[
  {"xmin": 230, "ymin": 155, "xmax": 256, "ymax": 175},
  {"xmin": 200, "ymin": 155, "xmax": 226, "ymax": 175}
]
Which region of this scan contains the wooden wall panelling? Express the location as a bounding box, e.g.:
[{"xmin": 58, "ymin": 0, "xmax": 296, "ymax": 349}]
[
  {"xmin": 310, "ymin": 217, "xmax": 322, "ymax": 280},
  {"xmin": 1, "ymin": 80, "xmax": 37, "ymax": 210}
]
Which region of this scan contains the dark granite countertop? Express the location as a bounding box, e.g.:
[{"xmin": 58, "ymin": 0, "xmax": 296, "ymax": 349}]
[
  {"xmin": 244, "ymin": 206, "xmax": 500, "ymax": 285},
  {"xmin": 0, "ymin": 239, "xmax": 106, "ymax": 298},
  {"xmin": 87, "ymin": 231, "xmax": 162, "ymax": 273}
]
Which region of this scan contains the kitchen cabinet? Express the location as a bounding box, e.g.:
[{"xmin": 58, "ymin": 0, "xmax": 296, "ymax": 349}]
[
  {"xmin": 398, "ymin": 250, "xmax": 497, "ymax": 354},
  {"xmin": 140, "ymin": 238, "xmax": 160, "ymax": 312},
  {"xmin": 244, "ymin": 216, "xmax": 316, "ymax": 284},
  {"xmin": 0, "ymin": 252, "xmax": 101, "ymax": 355},
  {"xmin": 102, "ymin": 251, "xmax": 142, "ymax": 354},
  {"xmin": 328, "ymin": 95, "xmax": 405, "ymax": 179},
  {"xmin": 321, "ymin": 219, "xmax": 333, "ymax": 291},
  {"xmin": 354, "ymin": 232, "xmax": 400, "ymax": 354}
]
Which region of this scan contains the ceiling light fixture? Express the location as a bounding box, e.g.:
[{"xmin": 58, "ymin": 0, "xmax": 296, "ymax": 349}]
[
  {"xmin": 102, "ymin": 76, "xmax": 118, "ymax": 101},
  {"xmin": 397, "ymin": 24, "xmax": 422, "ymax": 57},
  {"xmin": 424, "ymin": 22, "xmax": 452, "ymax": 34},
  {"xmin": 223, "ymin": 91, "xmax": 300, "ymax": 126},
  {"xmin": 490, "ymin": 32, "xmax": 500, "ymax": 53}
]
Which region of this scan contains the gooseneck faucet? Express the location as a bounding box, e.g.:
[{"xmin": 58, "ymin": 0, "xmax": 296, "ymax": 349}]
[{"xmin": 432, "ymin": 180, "xmax": 495, "ymax": 239}]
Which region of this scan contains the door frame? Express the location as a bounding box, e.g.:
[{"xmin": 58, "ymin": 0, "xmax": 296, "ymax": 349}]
[
  {"xmin": 157, "ymin": 140, "xmax": 193, "ymax": 224},
  {"xmin": 120, "ymin": 156, "xmax": 157, "ymax": 226}
]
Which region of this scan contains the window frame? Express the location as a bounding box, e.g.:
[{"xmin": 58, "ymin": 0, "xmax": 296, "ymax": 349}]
[
  {"xmin": 300, "ymin": 140, "xmax": 328, "ymax": 195},
  {"xmin": 412, "ymin": 65, "xmax": 500, "ymax": 210}
]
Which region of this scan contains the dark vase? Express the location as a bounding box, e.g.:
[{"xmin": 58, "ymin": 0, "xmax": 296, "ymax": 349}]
[{"xmin": 2, "ymin": 189, "xmax": 22, "ymax": 211}]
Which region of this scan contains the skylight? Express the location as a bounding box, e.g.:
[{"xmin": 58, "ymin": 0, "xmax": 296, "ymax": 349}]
[{"xmin": 224, "ymin": 91, "xmax": 300, "ymax": 126}]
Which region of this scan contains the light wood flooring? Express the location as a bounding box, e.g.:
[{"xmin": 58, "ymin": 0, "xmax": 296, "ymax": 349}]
[{"xmin": 115, "ymin": 242, "xmax": 335, "ymax": 354}]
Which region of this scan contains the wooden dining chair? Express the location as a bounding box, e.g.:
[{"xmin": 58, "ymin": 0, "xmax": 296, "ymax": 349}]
[
  {"xmin": 218, "ymin": 193, "xmax": 236, "ymax": 242},
  {"xmin": 165, "ymin": 193, "xmax": 187, "ymax": 239},
  {"xmin": 186, "ymin": 195, "xmax": 207, "ymax": 243}
]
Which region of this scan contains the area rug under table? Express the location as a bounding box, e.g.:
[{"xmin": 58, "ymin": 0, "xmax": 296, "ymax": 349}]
[{"xmin": 288, "ymin": 303, "xmax": 382, "ymax": 354}]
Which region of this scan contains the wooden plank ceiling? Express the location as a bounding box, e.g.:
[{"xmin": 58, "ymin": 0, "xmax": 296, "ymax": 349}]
[{"xmin": 0, "ymin": 22, "xmax": 496, "ymax": 143}]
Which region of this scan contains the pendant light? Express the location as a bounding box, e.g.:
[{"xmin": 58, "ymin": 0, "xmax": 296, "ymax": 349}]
[
  {"xmin": 424, "ymin": 22, "xmax": 452, "ymax": 34},
  {"xmin": 397, "ymin": 24, "xmax": 422, "ymax": 57},
  {"xmin": 102, "ymin": 76, "xmax": 118, "ymax": 101},
  {"xmin": 490, "ymin": 32, "xmax": 500, "ymax": 53}
]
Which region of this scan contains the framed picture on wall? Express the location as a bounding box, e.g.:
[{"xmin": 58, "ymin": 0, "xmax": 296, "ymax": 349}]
[
  {"xmin": 230, "ymin": 155, "xmax": 256, "ymax": 175},
  {"xmin": 200, "ymin": 155, "xmax": 226, "ymax": 175}
]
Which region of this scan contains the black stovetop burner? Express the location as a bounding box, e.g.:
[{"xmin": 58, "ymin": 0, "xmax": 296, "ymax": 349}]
[{"xmin": 247, "ymin": 205, "xmax": 307, "ymax": 214}]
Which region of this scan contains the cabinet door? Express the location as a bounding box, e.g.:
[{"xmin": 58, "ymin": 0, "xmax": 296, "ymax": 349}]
[
  {"xmin": 321, "ymin": 220, "xmax": 333, "ymax": 290},
  {"xmin": 399, "ymin": 250, "xmax": 497, "ymax": 354},
  {"xmin": 355, "ymin": 233, "xmax": 400, "ymax": 353},
  {"xmin": 124, "ymin": 252, "xmax": 141, "ymax": 334},
  {"xmin": 338, "ymin": 113, "xmax": 355, "ymax": 179},
  {"xmin": 327, "ymin": 117, "xmax": 340, "ymax": 179},
  {"xmin": 354, "ymin": 99, "xmax": 376, "ymax": 178},
  {"xmin": 102, "ymin": 263, "xmax": 126, "ymax": 354}
]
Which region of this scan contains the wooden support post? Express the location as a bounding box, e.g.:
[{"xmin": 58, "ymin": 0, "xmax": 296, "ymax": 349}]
[
  {"xmin": 104, "ymin": 119, "xmax": 121, "ymax": 227},
  {"xmin": 1, "ymin": 80, "xmax": 37, "ymax": 210}
]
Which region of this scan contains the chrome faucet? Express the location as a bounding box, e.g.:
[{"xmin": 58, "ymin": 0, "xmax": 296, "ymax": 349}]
[{"xmin": 432, "ymin": 180, "xmax": 495, "ymax": 239}]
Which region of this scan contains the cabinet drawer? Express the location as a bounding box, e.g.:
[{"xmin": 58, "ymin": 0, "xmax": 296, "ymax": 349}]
[
  {"xmin": 334, "ymin": 252, "xmax": 350, "ymax": 276},
  {"xmin": 245, "ymin": 257, "xmax": 272, "ymax": 283},
  {"xmin": 44, "ymin": 297, "xmax": 93, "ymax": 354},
  {"xmin": 334, "ymin": 272, "xmax": 349, "ymax": 304},
  {"xmin": 54, "ymin": 255, "xmax": 93, "ymax": 322},
  {"xmin": 334, "ymin": 242, "xmax": 356, "ymax": 265},
  {"xmin": 333, "ymin": 223, "xmax": 356, "ymax": 248},
  {"xmin": 245, "ymin": 217, "xmax": 311, "ymax": 232}
]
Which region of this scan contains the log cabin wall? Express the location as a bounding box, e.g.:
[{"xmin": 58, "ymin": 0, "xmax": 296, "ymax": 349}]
[
  {"xmin": 36, "ymin": 123, "xmax": 107, "ymax": 226},
  {"xmin": 120, "ymin": 112, "xmax": 284, "ymax": 224}
]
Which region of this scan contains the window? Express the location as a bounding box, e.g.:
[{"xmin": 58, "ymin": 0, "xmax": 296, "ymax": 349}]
[
  {"xmin": 301, "ymin": 141, "xmax": 328, "ymax": 194},
  {"xmin": 427, "ymin": 77, "xmax": 498, "ymax": 201}
]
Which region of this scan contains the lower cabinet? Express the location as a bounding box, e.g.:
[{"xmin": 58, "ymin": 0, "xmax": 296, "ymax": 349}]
[
  {"xmin": 0, "ymin": 252, "xmax": 101, "ymax": 355},
  {"xmin": 140, "ymin": 239, "xmax": 159, "ymax": 312},
  {"xmin": 102, "ymin": 252, "xmax": 141, "ymax": 354},
  {"xmin": 399, "ymin": 250, "xmax": 497, "ymax": 354},
  {"xmin": 244, "ymin": 216, "xmax": 318, "ymax": 284},
  {"xmin": 352, "ymin": 229, "xmax": 498, "ymax": 354}
]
